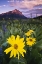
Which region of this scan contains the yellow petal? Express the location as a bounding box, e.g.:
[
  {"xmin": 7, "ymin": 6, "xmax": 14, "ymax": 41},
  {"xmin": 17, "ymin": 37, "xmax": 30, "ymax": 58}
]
[
  {"xmin": 23, "ymin": 49, "xmax": 26, "ymax": 53},
  {"xmin": 25, "ymin": 30, "xmax": 34, "ymax": 36},
  {"xmin": 7, "ymin": 35, "xmax": 15, "ymax": 46},
  {"xmin": 15, "ymin": 35, "xmax": 20, "ymax": 44},
  {"xmin": 10, "ymin": 50, "xmax": 13, "ymax": 58},
  {"xmin": 18, "ymin": 53, "xmax": 19, "ymax": 59},
  {"xmin": 13, "ymin": 49, "xmax": 17, "ymax": 57},
  {"xmin": 21, "ymin": 52, "xmax": 24, "ymax": 57},
  {"xmin": 4, "ymin": 47, "xmax": 13, "ymax": 54},
  {"xmin": 19, "ymin": 51, "xmax": 24, "ymax": 57},
  {"xmin": 16, "ymin": 35, "xmax": 20, "ymax": 41}
]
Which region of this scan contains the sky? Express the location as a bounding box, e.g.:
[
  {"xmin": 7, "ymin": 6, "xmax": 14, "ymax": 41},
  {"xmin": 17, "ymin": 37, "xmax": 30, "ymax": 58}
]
[{"xmin": 0, "ymin": 0, "xmax": 42, "ymax": 18}]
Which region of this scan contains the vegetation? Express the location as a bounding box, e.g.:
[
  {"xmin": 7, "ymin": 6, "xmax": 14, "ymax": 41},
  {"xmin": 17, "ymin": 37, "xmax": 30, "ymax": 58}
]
[{"xmin": 0, "ymin": 18, "xmax": 42, "ymax": 64}]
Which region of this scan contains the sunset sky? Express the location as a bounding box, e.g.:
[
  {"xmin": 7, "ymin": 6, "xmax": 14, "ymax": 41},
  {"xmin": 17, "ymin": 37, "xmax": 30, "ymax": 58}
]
[{"xmin": 0, "ymin": 0, "xmax": 42, "ymax": 18}]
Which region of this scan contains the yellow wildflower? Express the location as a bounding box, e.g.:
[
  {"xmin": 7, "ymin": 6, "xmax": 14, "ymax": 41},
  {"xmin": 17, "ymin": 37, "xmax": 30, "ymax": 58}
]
[
  {"xmin": 26, "ymin": 37, "xmax": 36, "ymax": 46},
  {"xmin": 25, "ymin": 30, "xmax": 34, "ymax": 36},
  {"xmin": 4, "ymin": 35, "xmax": 26, "ymax": 59}
]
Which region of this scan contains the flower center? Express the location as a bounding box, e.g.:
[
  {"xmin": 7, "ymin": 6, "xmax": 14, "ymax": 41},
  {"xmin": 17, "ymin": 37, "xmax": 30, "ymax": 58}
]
[
  {"xmin": 14, "ymin": 44, "xmax": 18, "ymax": 49},
  {"xmin": 29, "ymin": 39, "xmax": 33, "ymax": 42}
]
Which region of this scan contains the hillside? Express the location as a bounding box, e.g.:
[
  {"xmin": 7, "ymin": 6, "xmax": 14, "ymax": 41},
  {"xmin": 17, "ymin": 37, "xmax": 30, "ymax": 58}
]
[
  {"xmin": 0, "ymin": 9, "xmax": 27, "ymax": 19},
  {"xmin": 34, "ymin": 15, "xmax": 42, "ymax": 19}
]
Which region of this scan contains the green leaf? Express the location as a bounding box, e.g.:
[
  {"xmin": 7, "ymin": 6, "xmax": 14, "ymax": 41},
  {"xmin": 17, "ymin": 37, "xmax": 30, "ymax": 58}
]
[
  {"xmin": 40, "ymin": 59, "xmax": 42, "ymax": 64},
  {"xmin": 9, "ymin": 57, "xmax": 26, "ymax": 64}
]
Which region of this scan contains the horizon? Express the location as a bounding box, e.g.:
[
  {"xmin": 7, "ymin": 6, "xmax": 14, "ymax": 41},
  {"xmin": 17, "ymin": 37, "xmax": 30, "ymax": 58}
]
[{"xmin": 0, "ymin": 0, "xmax": 42, "ymax": 18}]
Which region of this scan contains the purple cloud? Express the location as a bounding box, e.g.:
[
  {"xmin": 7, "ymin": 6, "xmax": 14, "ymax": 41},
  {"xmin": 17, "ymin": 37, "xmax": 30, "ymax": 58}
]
[{"xmin": 0, "ymin": 0, "xmax": 42, "ymax": 17}]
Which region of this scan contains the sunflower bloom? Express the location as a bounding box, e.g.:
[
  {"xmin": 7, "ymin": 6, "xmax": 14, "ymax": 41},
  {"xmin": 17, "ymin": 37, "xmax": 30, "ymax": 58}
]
[
  {"xmin": 4, "ymin": 35, "xmax": 26, "ymax": 59},
  {"xmin": 26, "ymin": 37, "xmax": 36, "ymax": 46},
  {"xmin": 25, "ymin": 30, "xmax": 34, "ymax": 36}
]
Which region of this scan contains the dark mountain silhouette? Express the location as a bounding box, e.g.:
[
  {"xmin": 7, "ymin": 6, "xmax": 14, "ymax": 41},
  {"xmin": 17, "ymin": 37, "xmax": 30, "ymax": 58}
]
[
  {"xmin": 0, "ymin": 9, "xmax": 27, "ymax": 19},
  {"xmin": 34, "ymin": 15, "xmax": 42, "ymax": 19}
]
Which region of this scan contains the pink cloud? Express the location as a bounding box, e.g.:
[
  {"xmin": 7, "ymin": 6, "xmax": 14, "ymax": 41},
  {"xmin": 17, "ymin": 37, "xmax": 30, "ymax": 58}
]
[
  {"xmin": 9, "ymin": 0, "xmax": 42, "ymax": 9},
  {"xmin": 7, "ymin": 0, "xmax": 14, "ymax": 2}
]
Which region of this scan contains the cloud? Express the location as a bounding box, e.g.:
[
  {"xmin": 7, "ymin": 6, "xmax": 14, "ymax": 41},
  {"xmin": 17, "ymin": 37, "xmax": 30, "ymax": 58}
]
[
  {"xmin": 9, "ymin": 0, "xmax": 42, "ymax": 9},
  {"xmin": 0, "ymin": 0, "xmax": 42, "ymax": 17},
  {"xmin": 34, "ymin": 9, "xmax": 42, "ymax": 14},
  {"xmin": 7, "ymin": 0, "xmax": 14, "ymax": 2},
  {"xmin": 2, "ymin": 5, "xmax": 7, "ymax": 7},
  {"xmin": 0, "ymin": 6, "xmax": 2, "ymax": 7},
  {"xmin": 8, "ymin": 0, "xmax": 42, "ymax": 17},
  {"xmin": 24, "ymin": 8, "xmax": 42, "ymax": 14},
  {"xmin": 0, "ymin": 5, "xmax": 8, "ymax": 8}
]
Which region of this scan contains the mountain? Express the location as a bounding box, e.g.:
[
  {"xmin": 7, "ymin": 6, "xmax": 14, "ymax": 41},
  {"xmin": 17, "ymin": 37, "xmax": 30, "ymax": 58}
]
[
  {"xmin": 0, "ymin": 9, "xmax": 27, "ymax": 19},
  {"xmin": 34, "ymin": 15, "xmax": 42, "ymax": 19}
]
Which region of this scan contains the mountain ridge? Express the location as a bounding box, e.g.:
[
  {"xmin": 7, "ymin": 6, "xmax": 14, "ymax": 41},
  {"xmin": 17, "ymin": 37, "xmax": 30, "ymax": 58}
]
[
  {"xmin": 34, "ymin": 15, "xmax": 42, "ymax": 19},
  {"xmin": 0, "ymin": 9, "xmax": 27, "ymax": 19}
]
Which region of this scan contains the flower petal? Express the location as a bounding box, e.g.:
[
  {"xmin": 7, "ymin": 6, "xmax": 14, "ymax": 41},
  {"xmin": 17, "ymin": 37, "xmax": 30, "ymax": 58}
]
[
  {"xmin": 4, "ymin": 47, "xmax": 13, "ymax": 54},
  {"xmin": 10, "ymin": 49, "xmax": 14, "ymax": 58},
  {"xmin": 13, "ymin": 49, "xmax": 17, "ymax": 57},
  {"xmin": 7, "ymin": 35, "xmax": 15, "ymax": 46},
  {"xmin": 18, "ymin": 53, "xmax": 19, "ymax": 59}
]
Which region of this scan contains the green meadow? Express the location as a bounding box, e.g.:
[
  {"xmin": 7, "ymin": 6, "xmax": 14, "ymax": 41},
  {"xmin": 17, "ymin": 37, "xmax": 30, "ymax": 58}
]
[{"xmin": 0, "ymin": 18, "xmax": 42, "ymax": 64}]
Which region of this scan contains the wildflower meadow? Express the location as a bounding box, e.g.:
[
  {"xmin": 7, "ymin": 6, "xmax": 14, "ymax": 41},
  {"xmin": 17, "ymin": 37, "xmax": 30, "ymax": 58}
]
[{"xmin": 0, "ymin": 19, "xmax": 42, "ymax": 64}]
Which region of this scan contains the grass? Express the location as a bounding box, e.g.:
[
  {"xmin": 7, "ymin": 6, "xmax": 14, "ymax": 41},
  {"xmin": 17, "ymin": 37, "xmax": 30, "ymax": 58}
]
[{"xmin": 0, "ymin": 18, "xmax": 42, "ymax": 64}]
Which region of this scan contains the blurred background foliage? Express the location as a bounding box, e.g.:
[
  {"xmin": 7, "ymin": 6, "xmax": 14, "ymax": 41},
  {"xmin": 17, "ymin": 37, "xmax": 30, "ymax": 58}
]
[{"xmin": 0, "ymin": 19, "xmax": 42, "ymax": 64}]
